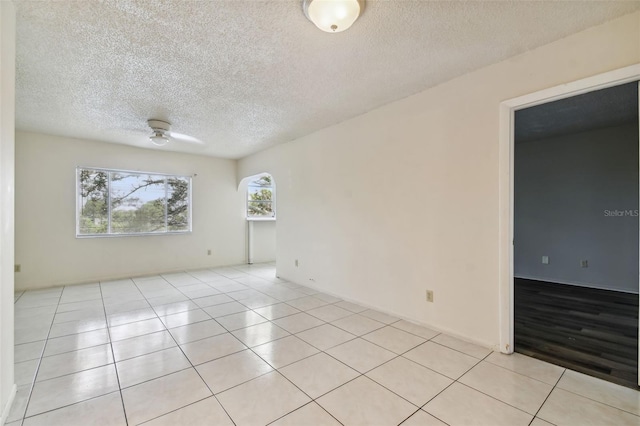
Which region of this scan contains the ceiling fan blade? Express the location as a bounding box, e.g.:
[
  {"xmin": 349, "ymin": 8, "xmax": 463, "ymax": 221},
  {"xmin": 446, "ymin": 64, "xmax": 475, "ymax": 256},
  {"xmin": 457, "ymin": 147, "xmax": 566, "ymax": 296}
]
[{"xmin": 169, "ymin": 131, "xmax": 204, "ymax": 145}]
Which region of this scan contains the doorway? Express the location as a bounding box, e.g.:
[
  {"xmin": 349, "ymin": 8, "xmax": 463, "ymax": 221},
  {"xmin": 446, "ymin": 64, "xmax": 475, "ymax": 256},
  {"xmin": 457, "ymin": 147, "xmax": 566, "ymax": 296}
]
[
  {"xmin": 241, "ymin": 173, "xmax": 277, "ymax": 266},
  {"xmin": 500, "ymin": 66, "xmax": 640, "ymax": 386}
]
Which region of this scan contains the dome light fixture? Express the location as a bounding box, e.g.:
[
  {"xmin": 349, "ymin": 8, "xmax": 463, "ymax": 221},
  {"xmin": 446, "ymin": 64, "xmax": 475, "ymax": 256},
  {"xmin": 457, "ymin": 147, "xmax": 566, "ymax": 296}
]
[
  {"xmin": 149, "ymin": 131, "xmax": 169, "ymax": 146},
  {"xmin": 303, "ymin": 0, "xmax": 364, "ymax": 33},
  {"xmin": 148, "ymin": 119, "xmax": 171, "ymax": 146}
]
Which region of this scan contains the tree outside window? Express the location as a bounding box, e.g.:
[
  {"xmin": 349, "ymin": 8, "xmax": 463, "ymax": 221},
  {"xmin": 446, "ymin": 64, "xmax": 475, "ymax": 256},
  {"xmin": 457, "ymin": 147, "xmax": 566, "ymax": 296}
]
[
  {"xmin": 247, "ymin": 174, "xmax": 275, "ymax": 219},
  {"xmin": 77, "ymin": 167, "xmax": 191, "ymax": 236}
]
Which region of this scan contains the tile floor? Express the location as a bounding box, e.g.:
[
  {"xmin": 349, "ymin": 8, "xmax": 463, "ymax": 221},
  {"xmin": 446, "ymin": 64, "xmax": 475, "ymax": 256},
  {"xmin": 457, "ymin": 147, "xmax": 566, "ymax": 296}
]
[{"xmin": 8, "ymin": 263, "xmax": 640, "ymax": 426}]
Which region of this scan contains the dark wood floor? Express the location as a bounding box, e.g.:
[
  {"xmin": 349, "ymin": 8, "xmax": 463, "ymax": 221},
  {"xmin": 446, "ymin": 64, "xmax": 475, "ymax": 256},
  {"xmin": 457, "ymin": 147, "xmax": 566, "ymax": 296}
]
[{"xmin": 515, "ymin": 278, "xmax": 639, "ymax": 389}]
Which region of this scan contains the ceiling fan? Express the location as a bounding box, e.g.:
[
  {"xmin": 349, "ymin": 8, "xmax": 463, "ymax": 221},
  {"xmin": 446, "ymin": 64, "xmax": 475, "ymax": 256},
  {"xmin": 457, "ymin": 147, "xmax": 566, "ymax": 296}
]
[{"xmin": 147, "ymin": 119, "xmax": 203, "ymax": 146}]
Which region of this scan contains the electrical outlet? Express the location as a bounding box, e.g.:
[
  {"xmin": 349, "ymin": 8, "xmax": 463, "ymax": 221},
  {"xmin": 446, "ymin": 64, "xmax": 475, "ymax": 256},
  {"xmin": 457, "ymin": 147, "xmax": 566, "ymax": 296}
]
[
  {"xmin": 207, "ymin": 249, "xmax": 212, "ymax": 256},
  {"xmin": 542, "ymin": 256, "xmax": 549, "ymax": 264},
  {"xmin": 580, "ymin": 260, "xmax": 588, "ymax": 268},
  {"xmin": 426, "ymin": 290, "xmax": 434, "ymax": 303},
  {"xmin": 295, "ymin": 259, "xmax": 299, "ymax": 267},
  {"xmin": 14, "ymin": 264, "xmax": 21, "ymax": 273}
]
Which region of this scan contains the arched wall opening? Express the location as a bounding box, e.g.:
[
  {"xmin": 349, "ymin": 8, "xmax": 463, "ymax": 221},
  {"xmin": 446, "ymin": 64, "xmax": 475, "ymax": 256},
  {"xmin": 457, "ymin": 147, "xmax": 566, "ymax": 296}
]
[{"xmin": 238, "ymin": 172, "xmax": 276, "ymax": 265}]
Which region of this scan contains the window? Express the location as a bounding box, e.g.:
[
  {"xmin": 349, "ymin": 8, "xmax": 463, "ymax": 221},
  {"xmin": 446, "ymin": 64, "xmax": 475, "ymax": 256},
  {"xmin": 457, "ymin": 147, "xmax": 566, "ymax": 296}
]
[
  {"xmin": 247, "ymin": 174, "xmax": 275, "ymax": 219},
  {"xmin": 77, "ymin": 167, "xmax": 191, "ymax": 237}
]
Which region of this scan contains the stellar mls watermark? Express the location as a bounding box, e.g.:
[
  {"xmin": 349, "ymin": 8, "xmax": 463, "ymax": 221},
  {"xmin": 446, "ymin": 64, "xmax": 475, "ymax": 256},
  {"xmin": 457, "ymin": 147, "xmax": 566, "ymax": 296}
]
[{"xmin": 603, "ymin": 209, "xmax": 639, "ymax": 217}]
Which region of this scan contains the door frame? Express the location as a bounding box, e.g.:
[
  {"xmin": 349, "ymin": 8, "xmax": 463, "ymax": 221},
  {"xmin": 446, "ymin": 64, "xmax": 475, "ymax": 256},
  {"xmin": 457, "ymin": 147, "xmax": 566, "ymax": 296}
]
[{"xmin": 498, "ymin": 64, "xmax": 640, "ymax": 383}]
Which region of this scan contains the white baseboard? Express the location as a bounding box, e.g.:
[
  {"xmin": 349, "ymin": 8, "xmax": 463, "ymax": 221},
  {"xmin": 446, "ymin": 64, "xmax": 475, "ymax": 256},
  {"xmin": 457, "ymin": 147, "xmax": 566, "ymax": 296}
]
[{"xmin": 0, "ymin": 384, "xmax": 17, "ymax": 426}]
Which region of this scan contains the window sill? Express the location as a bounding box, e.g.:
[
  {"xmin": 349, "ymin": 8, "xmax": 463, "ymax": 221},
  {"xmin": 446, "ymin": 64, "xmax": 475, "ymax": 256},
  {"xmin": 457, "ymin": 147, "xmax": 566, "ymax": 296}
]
[
  {"xmin": 76, "ymin": 231, "xmax": 192, "ymax": 238},
  {"xmin": 246, "ymin": 217, "xmax": 276, "ymax": 222}
]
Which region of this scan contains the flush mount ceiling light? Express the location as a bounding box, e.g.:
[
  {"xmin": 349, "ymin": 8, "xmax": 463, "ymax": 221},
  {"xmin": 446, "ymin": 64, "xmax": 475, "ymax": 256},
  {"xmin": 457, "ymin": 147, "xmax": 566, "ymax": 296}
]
[{"xmin": 303, "ymin": 0, "xmax": 364, "ymax": 33}]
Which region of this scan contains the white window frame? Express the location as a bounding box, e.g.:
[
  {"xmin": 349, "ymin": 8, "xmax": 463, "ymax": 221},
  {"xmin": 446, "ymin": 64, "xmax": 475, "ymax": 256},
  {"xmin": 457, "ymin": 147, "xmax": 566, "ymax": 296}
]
[
  {"xmin": 246, "ymin": 174, "xmax": 276, "ymax": 221},
  {"xmin": 76, "ymin": 166, "xmax": 193, "ymax": 238}
]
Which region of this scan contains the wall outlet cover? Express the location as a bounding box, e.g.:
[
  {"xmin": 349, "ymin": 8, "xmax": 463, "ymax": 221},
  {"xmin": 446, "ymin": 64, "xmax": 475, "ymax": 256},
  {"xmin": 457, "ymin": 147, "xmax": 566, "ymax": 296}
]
[{"xmin": 426, "ymin": 290, "xmax": 434, "ymax": 302}]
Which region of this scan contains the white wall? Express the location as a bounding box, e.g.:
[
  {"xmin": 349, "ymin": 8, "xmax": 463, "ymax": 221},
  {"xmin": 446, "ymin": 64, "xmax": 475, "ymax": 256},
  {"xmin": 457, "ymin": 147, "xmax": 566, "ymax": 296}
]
[
  {"xmin": 238, "ymin": 12, "xmax": 640, "ymax": 349},
  {"xmin": 0, "ymin": 1, "xmax": 16, "ymax": 423},
  {"xmin": 15, "ymin": 132, "xmax": 247, "ymax": 290},
  {"xmin": 515, "ymin": 123, "xmax": 639, "ymax": 293},
  {"xmin": 250, "ymin": 221, "xmax": 277, "ymax": 263}
]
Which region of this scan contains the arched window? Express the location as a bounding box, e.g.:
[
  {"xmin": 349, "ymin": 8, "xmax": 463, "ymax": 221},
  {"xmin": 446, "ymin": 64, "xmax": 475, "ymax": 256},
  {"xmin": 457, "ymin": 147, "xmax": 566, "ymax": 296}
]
[{"xmin": 247, "ymin": 174, "xmax": 275, "ymax": 219}]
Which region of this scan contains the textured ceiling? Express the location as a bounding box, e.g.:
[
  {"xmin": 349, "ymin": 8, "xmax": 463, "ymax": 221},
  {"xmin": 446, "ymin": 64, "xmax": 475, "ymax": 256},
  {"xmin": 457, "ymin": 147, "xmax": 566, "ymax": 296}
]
[
  {"xmin": 516, "ymin": 82, "xmax": 639, "ymax": 143},
  {"xmin": 14, "ymin": 1, "xmax": 640, "ymax": 159}
]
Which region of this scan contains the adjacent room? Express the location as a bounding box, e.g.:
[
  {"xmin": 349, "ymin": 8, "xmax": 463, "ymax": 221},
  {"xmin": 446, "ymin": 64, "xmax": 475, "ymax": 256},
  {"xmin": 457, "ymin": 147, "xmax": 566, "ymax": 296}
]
[
  {"xmin": 514, "ymin": 82, "xmax": 640, "ymax": 389},
  {"xmin": 1, "ymin": 1, "xmax": 639, "ymax": 425}
]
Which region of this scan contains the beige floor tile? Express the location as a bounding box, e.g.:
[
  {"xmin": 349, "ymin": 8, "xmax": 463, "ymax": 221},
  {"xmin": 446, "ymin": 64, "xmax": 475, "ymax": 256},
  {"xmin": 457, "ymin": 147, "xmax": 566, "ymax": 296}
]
[
  {"xmin": 459, "ymin": 361, "xmax": 553, "ymax": 414},
  {"xmin": 360, "ymin": 309, "xmax": 399, "ymax": 324},
  {"xmin": 217, "ymin": 371, "xmax": 310, "ymax": 426},
  {"xmin": 107, "ymin": 308, "xmax": 157, "ymax": 328},
  {"xmin": 317, "ymin": 376, "xmax": 416, "ymax": 425},
  {"xmin": 232, "ymin": 322, "xmax": 290, "ymax": 347},
  {"xmin": 402, "ymin": 410, "xmax": 448, "ymax": 426},
  {"xmin": 152, "ymin": 300, "xmax": 199, "ymax": 317},
  {"xmin": 27, "ymin": 364, "xmax": 119, "ymax": 417},
  {"xmin": 109, "ymin": 318, "xmax": 165, "ymax": 342},
  {"xmin": 556, "ymin": 369, "xmax": 640, "ymax": 416},
  {"xmin": 424, "ymin": 383, "xmax": 532, "ymax": 426},
  {"xmin": 56, "ymin": 299, "xmax": 104, "ymax": 313},
  {"xmin": 37, "ymin": 344, "xmax": 113, "ymax": 382},
  {"xmin": 363, "ymin": 326, "xmax": 426, "ymax": 354},
  {"xmin": 44, "ymin": 328, "xmax": 110, "ymax": 356},
  {"xmin": 331, "ymin": 314, "xmax": 385, "ymax": 336},
  {"xmin": 239, "ymin": 294, "xmax": 280, "ymax": 309},
  {"xmin": 22, "ymin": 392, "xmax": 126, "ymax": 426},
  {"xmin": 180, "ymin": 332, "xmax": 246, "ymax": 365},
  {"xmin": 116, "ymin": 346, "xmax": 191, "ymax": 388},
  {"xmin": 530, "ymin": 418, "xmax": 555, "ymax": 426},
  {"xmin": 192, "ymin": 294, "xmax": 234, "ymax": 308},
  {"xmin": 168, "ymin": 319, "xmax": 226, "ymax": 344},
  {"xmin": 105, "ymin": 299, "xmax": 151, "ymax": 316},
  {"xmin": 280, "ymin": 352, "xmax": 360, "ymax": 398},
  {"xmin": 14, "ymin": 325, "xmax": 51, "ymax": 345},
  {"xmin": 431, "ymin": 334, "xmax": 492, "ymax": 359},
  {"xmin": 253, "ymin": 303, "xmax": 301, "ymax": 320},
  {"xmin": 537, "ymin": 388, "xmax": 639, "ymax": 426},
  {"xmin": 314, "ymin": 293, "xmax": 342, "ymax": 304},
  {"xmin": 202, "ymin": 301, "xmax": 249, "ymax": 318},
  {"xmin": 485, "ymin": 351, "xmax": 564, "ymax": 385},
  {"xmin": 391, "ymin": 320, "xmax": 439, "ymax": 340},
  {"xmin": 296, "ymin": 324, "xmax": 355, "ymax": 351},
  {"xmin": 15, "ymin": 359, "xmax": 39, "ymax": 386},
  {"xmin": 122, "ymin": 368, "xmax": 212, "ymax": 425},
  {"xmin": 271, "ymin": 402, "xmax": 341, "ymax": 426},
  {"xmin": 327, "ymin": 338, "xmax": 396, "ymax": 373},
  {"xmin": 307, "ymin": 305, "xmax": 352, "ymax": 322},
  {"xmin": 273, "ymin": 312, "xmax": 325, "ymax": 334},
  {"xmin": 159, "ymin": 309, "xmax": 211, "ymax": 329},
  {"xmin": 215, "ymin": 311, "xmax": 268, "ymax": 331},
  {"xmin": 404, "ymin": 341, "xmax": 479, "ymax": 379},
  {"xmin": 111, "ymin": 330, "xmax": 176, "ymax": 362},
  {"xmin": 49, "ymin": 318, "xmax": 107, "ymax": 338},
  {"xmin": 367, "ymin": 356, "xmax": 452, "ymax": 406},
  {"xmin": 286, "ymin": 296, "xmax": 329, "ymax": 311},
  {"xmin": 334, "ymin": 300, "xmax": 368, "ymax": 313},
  {"xmin": 143, "ymin": 396, "xmax": 233, "ymax": 426},
  {"xmin": 252, "ymin": 335, "xmax": 319, "ymax": 369},
  {"xmin": 196, "ymin": 349, "xmax": 273, "ymax": 393}
]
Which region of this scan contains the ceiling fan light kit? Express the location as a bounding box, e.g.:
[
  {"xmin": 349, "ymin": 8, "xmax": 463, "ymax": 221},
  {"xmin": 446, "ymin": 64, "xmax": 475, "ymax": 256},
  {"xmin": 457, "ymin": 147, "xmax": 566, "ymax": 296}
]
[
  {"xmin": 303, "ymin": 0, "xmax": 364, "ymax": 33},
  {"xmin": 148, "ymin": 119, "xmax": 171, "ymax": 146}
]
